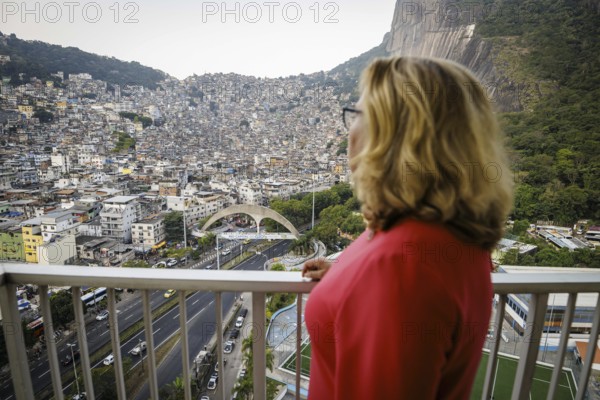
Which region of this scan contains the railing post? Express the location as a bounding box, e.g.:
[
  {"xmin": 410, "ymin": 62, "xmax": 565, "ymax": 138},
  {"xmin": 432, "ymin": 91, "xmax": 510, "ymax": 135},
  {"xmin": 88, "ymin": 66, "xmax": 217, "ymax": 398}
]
[
  {"xmin": 252, "ymin": 292, "xmax": 266, "ymax": 400},
  {"xmin": 107, "ymin": 288, "xmax": 126, "ymax": 400},
  {"xmin": 295, "ymin": 293, "xmax": 303, "ymax": 400},
  {"xmin": 72, "ymin": 286, "xmax": 95, "ymax": 400},
  {"xmin": 142, "ymin": 289, "xmax": 159, "ymax": 399},
  {"xmin": 575, "ymin": 294, "xmax": 600, "ymax": 400},
  {"xmin": 39, "ymin": 284, "xmax": 64, "ymax": 400},
  {"xmin": 512, "ymin": 293, "xmax": 548, "ymax": 400},
  {"xmin": 178, "ymin": 291, "xmax": 192, "ymax": 400},
  {"xmin": 482, "ymin": 294, "xmax": 506, "ymax": 400},
  {"xmin": 0, "ymin": 281, "xmax": 34, "ymax": 399},
  {"xmin": 547, "ymin": 293, "xmax": 577, "ymax": 400},
  {"xmin": 215, "ymin": 292, "xmax": 225, "ymax": 400}
]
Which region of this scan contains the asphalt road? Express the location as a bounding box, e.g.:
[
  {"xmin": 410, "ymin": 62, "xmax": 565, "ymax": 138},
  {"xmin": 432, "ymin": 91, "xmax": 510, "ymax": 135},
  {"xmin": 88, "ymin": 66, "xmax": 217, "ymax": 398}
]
[{"xmin": 134, "ymin": 240, "xmax": 291, "ymax": 400}]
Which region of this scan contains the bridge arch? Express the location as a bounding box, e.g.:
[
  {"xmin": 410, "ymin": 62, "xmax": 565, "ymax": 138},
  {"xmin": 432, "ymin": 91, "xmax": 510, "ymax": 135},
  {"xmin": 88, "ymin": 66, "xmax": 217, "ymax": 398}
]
[{"xmin": 200, "ymin": 205, "xmax": 300, "ymax": 238}]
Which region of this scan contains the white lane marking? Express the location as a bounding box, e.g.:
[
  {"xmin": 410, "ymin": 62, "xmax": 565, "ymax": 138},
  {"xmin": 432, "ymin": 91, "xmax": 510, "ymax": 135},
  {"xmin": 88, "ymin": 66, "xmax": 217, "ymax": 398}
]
[
  {"xmin": 154, "ymin": 328, "xmax": 161, "ymax": 334},
  {"xmin": 173, "ymin": 314, "xmax": 179, "ymax": 320},
  {"xmin": 125, "ymin": 314, "xmax": 133, "ymax": 320},
  {"xmin": 38, "ymin": 370, "xmax": 50, "ymax": 378},
  {"xmin": 100, "ymin": 330, "xmax": 108, "ymax": 336},
  {"xmin": 192, "ymin": 299, "xmax": 200, "ymax": 305}
]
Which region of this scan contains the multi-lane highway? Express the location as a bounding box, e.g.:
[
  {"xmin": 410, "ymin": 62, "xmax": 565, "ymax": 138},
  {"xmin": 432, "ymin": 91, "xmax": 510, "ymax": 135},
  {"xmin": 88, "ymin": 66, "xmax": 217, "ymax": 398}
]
[
  {"xmin": 134, "ymin": 239, "xmax": 291, "ymax": 400},
  {"xmin": 0, "ymin": 239, "xmax": 291, "ymax": 400}
]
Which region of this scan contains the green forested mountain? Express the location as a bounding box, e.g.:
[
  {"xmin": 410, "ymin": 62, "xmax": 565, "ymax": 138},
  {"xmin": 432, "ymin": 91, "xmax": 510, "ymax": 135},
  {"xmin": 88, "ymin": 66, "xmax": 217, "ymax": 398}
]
[
  {"xmin": 0, "ymin": 32, "xmax": 166, "ymax": 88},
  {"xmin": 476, "ymin": 0, "xmax": 600, "ymax": 225},
  {"xmin": 331, "ymin": 0, "xmax": 600, "ymax": 226}
]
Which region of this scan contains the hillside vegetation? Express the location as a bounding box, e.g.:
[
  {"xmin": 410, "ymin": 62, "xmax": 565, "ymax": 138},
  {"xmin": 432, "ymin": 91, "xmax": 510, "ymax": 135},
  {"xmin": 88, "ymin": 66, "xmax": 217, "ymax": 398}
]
[{"xmin": 0, "ymin": 32, "xmax": 165, "ymax": 88}]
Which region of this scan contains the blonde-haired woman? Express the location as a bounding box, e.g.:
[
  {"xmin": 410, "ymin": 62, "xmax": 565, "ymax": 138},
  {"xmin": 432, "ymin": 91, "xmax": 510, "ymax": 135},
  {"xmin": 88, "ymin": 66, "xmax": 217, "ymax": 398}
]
[{"xmin": 302, "ymin": 57, "xmax": 513, "ymax": 399}]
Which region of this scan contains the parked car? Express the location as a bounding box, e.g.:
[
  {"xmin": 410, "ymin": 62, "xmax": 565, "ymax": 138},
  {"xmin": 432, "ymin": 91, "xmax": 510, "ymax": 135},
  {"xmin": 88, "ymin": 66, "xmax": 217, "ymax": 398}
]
[
  {"xmin": 95, "ymin": 310, "xmax": 109, "ymax": 321},
  {"xmin": 179, "ymin": 256, "xmax": 187, "ymax": 263},
  {"xmin": 152, "ymin": 262, "xmax": 166, "ymax": 269},
  {"xmin": 221, "ymin": 249, "xmax": 231, "ymax": 256},
  {"xmin": 235, "ymin": 316, "xmax": 244, "ymax": 328},
  {"xmin": 207, "ymin": 374, "xmax": 218, "ymax": 390},
  {"xmin": 229, "ymin": 328, "xmax": 240, "ymax": 340},
  {"xmin": 164, "ymin": 289, "xmax": 176, "ymax": 298},
  {"xmin": 129, "ymin": 341, "xmax": 147, "ymax": 356},
  {"xmin": 224, "ymin": 340, "xmax": 234, "ymax": 354},
  {"xmin": 62, "ymin": 349, "xmax": 80, "ymax": 366},
  {"xmin": 239, "ymin": 308, "xmax": 248, "ymax": 318},
  {"xmin": 103, "ymin": 354, "xmax": 114, "ymax": 366}
]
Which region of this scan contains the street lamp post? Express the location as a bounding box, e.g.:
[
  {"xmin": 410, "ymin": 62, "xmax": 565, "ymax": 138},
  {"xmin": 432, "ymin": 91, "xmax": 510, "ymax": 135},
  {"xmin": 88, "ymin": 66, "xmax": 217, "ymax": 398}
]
[{"xmin": 67, "ymin": 343, "xmax": 80, "ymax": 396}]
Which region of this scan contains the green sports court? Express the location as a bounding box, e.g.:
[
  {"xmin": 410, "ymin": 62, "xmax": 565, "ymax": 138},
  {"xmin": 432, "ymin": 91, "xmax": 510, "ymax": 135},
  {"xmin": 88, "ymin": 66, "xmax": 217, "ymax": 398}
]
[{"xmin": 282, "ymin": 344, "xmax": 578, "ymax": 400}]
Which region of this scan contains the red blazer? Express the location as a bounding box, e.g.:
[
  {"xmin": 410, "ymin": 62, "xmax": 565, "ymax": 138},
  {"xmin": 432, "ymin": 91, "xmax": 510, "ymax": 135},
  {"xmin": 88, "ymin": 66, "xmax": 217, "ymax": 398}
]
[{"xmin": 305, "ymin": 219, "xmax": 493, "ymax": 399}]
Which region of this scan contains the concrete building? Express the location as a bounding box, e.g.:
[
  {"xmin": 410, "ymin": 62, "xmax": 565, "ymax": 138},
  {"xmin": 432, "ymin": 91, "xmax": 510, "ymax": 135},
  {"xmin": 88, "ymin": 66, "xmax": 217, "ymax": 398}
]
[
  {"xmin": 37, "ymin": 234, "xmax": 76, "ymax": 265},
  {"xmin": 0, "ymin": 221, "xmax": 25, "ymax": 261},
  {"xmin": 40, "ymin": 210, "xmax": 80, "ymax": 243},
  {"xmin": 100, "ymin": 196, "xmax": 142, "ymax": 243},
  {"xmin": 21, "ymin": 217, "xmax": 43, "ymax": 263},
  {"xmin": 132, "ymin": 216, "xmax": 166, "ymax": 249}
]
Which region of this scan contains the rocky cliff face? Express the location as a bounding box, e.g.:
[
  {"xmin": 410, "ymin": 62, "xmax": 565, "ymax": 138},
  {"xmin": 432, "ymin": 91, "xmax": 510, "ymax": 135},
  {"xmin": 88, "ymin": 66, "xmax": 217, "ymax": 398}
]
[{"xmin": 384, "ymin": 0, "xmax": 519, "ymax": 111}]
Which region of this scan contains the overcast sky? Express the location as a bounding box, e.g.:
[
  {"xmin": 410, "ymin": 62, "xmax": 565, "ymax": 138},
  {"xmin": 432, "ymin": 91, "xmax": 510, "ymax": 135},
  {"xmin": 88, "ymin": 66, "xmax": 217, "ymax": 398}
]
[{"xmin": 1, "ymin": 0, "xmax": 396, "ymax": 79}]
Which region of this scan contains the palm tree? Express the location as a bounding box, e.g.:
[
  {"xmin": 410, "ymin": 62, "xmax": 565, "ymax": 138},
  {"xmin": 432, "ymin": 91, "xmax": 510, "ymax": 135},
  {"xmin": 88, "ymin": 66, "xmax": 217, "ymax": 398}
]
[{"xmin": 233, "ymin": 333, "xmax": 278, "ymax": 399}]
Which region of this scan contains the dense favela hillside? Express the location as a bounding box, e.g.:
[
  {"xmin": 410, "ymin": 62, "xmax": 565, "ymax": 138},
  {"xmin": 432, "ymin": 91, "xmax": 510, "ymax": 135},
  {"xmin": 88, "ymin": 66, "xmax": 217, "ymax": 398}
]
[
  {"xmin": 0, "ymin": 32, "xmax": 166, "ymax": 89},
  {"xmin": 0, "ymin": 0, "xmax": 598, "ymax": 270}
]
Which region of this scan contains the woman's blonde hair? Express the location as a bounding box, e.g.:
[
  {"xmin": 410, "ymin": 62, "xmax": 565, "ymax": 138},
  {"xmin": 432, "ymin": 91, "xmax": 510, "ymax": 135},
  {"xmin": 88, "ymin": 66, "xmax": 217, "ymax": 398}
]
[{"xmin": 353, "ymin": 56, "xmax": 513, "ymax": 250}]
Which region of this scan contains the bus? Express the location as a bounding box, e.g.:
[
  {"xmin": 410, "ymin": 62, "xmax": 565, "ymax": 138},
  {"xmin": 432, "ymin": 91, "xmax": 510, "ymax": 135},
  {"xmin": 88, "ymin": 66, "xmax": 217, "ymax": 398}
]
[
  {"xmin": 26, "ymin": 317, "xmax": 44, "ymax": 338},
  {"xmin": 81, "ymin": 287, "xmax": 108, "ymax": 307}
]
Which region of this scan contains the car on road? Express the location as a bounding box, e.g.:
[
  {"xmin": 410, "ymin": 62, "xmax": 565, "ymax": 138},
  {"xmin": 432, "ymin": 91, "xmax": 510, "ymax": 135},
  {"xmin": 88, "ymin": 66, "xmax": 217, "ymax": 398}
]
[
  {"xmin": 166, "ymin": 258, "xmax": 178, "ymax": 268},
  {"xmin": 229, "ymin": 328, "xmax": 240, "ymax": 340},
  {"xmin": 224, "ymin": 340, "xmax": 234, "ymax": 354},
  {"xmin": 71, "ymin": 393, "xmax": 86, "ymax": 400},
  {"xmin": 235, "ymin": 316, "xmax": 244, "ymax": 328},
  {"xmin": 95, "ymin": 310, "xmax": 109, "ymax": 321},
  {"xmin": 221, "ymin": 249, "xmax": 231, "ymax": 256},
  {"xmin": 62, "ymin": 349, "xmax": 80, "ymax": 366},
  {"xmin": 239, "ymin": 308, "xmax": 248, "ymax": 318},
  {"xmin": 200, "ymin": 397, "xmax": 209, "ymax": 400},
  {"xmin": 207, "ymin": 374, "xmax": 218, "ymax": 390},
  {"xmin": 179, "ymin": 256, "xmax": 187, "ymax": 263},
  {"xmin": 152, "ymin": 262, "xmax": 166, "ymax": 269},
  {"xmin": 205, "ymin": 264, "xmax": 214, "ymax": 270},
  {"xmin": 129, "ymin": 341, "xmax": 147, "ymax": 356},
  {"xmin": 103, "ymin": 354, "xmax": 114, "ymax": 366},
  {"xmin": 164, "ymin": 289, "xmax": 176, "ymax": 298}
]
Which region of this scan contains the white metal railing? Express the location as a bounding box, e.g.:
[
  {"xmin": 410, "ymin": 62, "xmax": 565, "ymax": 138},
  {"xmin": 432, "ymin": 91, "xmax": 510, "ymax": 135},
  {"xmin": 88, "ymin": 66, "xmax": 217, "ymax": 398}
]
[{"xmin": 1, "ymin": 264, "xmax": 599, "ymax": 400}]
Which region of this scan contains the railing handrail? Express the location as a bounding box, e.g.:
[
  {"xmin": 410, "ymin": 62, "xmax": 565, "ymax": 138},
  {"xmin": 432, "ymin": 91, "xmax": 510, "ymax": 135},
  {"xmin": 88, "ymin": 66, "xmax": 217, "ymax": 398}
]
[
  {"xmin": 1, "ymin": 263, "xmax": 599, "ymax": 293},
  {"xmin": 0, "ymin": 263, "xmax": 319, "ymax": 293}
]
